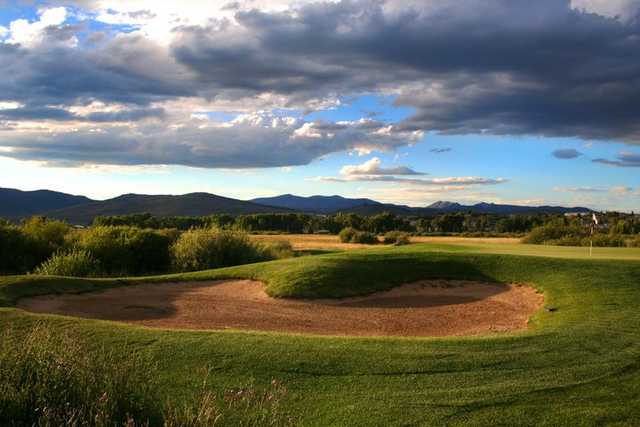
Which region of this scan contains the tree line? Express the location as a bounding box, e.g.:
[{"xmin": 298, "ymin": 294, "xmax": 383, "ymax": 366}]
[{"xmin": 92, "ymin": 211, "xmax": 640, "ymax": 235}]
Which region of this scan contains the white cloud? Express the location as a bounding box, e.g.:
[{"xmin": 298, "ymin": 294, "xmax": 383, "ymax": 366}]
[
  {"xmin": 610, "ymin": 186, "xmax": 640, "ymax": 196},
  {"xmin": 7, "ymin": 7, "xmax": 70, "ymax": 47},
  {"xmin": 553, "ymin": 186, "xmax": 605, "ymax": 193},
  {"xmin": 340, "ymin": 157, "xmax": 424, "ymax": 176},
  {"xmin": 570, "ymin": 0, "xmax": 639, "ymax": 22}
]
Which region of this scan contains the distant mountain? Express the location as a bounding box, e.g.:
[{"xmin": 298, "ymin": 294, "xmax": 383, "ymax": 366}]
[
  {"xmin": 251, "ymin": 194, "xmax": 591, "ymax": 216},
  {"xmin": 250, "ymin": 194, "xmax": 382, "ymax": 214},
  {"xmin": 0, "ymin": 187, "xmax": 93, "ymax": 219},
  {"xmin": 45, "ymin": 193, "xmax": 294, "ymax": 225},
  {"xmin": 446, "ymin": 202, "xmax": 591, "ymax": 215},
  {"xmin": 426, "ymin": 201, "xmax": 464, "ymax": 210},
  {"xmin": 1, "ymin": 187, "xmax": 593, "ymax": 224}
]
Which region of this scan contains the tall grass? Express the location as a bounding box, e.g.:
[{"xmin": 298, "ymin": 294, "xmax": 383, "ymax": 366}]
[
  {"xmin": 34, "ymin": 249, "xmax": 101, "ymax": 277},
  {"xmin": 0, "ymin": 325, "xmax": 161, "ymax": 426},
  {"xmin": 0, "ymin": 326, "xmax": 295, "ymax": 426}
]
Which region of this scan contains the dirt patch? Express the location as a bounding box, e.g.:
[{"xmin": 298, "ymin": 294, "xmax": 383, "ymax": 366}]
[{"xmin": 17, "ymin": 280, "xmax": 543, "ymax": 337}]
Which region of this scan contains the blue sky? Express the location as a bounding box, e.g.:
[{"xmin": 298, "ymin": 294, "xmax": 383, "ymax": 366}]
[{"xmin": 0, "ymin": 0, "xmax": 639, "ymax": 211}]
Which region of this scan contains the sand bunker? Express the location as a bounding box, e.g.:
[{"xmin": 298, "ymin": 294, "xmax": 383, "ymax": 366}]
[{"xmin": 17, "ymin": 279, "xmax": 543, "ymax": 337}]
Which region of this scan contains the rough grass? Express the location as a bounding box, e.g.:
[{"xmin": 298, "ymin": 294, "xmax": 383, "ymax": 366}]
[{"xmin": 2, "ymin": 243, "xmax": 640, "ymax": 425}]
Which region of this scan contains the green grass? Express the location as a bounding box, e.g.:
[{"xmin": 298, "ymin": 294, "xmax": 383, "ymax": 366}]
[{"xmin": 2, "ymin": 243, "xmax": 640, "ymax": 425}]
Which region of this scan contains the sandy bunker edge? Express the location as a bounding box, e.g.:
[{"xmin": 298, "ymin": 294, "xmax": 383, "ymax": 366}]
[{"xmin": 17, "ymin": 279, "xmax": 544, "ymax": 337}]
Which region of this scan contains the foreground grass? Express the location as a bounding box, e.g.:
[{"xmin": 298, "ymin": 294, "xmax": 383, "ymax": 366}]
[{"xmin": 2, "ymin": 244, "xmax": 640, "ymax": 425}]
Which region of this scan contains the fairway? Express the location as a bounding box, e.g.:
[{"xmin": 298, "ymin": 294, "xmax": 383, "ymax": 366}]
[
  {"xmin": 254, "ymin": 234, "xmax": 640, "ymax": 261},
  {"xmin": 2, "ymin": 243, "xmax": 640, "ymax": 425}
]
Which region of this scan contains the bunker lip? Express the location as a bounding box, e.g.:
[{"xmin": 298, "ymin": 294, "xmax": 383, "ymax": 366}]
[{"xmin": 16, "ymin": 280, "xmax": 543, "ymax": 337}]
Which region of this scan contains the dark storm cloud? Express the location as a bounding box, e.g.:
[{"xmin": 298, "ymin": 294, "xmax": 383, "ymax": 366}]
[
  {"xmin": 169, "ymin": 0, "xmax": 640, "ymax": 143},
  {"xmin": 0, "ymin": 106, "xmax": 165, "ymax": 122},
  {"xmin": 2, "ymin": 0, "xmax": 640, "ymax": 169},
  {"xmin": 0, "ymin": 116, "xmax": 420, "ymax": 168},
  {"xmin": 552, "ymin": 149, "xmax": 583, "ymax": 159},
  {"xmin": 593, "ymin": 152, "xmax": 640, "ymax": 167},
  {"xmin": 0, "ymin": 35, "xmax": 194, "ymax": 108}
]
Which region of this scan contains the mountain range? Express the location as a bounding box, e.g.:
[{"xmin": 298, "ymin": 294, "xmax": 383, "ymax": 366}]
[{"xmin": 0, "ymin": 187, "xmax": 592, "ymax": 225}]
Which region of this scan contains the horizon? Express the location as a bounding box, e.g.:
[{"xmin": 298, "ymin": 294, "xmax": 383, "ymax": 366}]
[
  {"xmin": 4, "ymin": 186, "xmax": 609, "ymax": 211},
  {"xmin": 1, "ymin": 1, "xmax": 639, "ymax": 211}
]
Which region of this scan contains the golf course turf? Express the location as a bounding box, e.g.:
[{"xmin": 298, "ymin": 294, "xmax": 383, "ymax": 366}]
[{"xmin": 2, "ymin": 242, "xmax": 640, "ymax": 425}]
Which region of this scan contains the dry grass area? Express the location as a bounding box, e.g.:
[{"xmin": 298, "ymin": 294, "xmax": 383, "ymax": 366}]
[
  {"xmin": 251, "ymin": 234, "xmax": 519, "ymax": 251},
  {"xmin": 17, "ymin": 279, "xmax": 542, "ymax": 337}
]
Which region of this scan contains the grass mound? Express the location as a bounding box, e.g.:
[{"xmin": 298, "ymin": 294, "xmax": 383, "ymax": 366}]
[{"xmin": 2, "ymin": 242, "xmax": 640, "ymax": 425}]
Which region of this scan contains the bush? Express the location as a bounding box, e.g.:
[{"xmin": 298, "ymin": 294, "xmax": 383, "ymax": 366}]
[
  {"xmin": 0, "ymin": 224, "xmax": 33, "ymax": 274},
  {"xmin": 34, "ymin": 250, "xmax": 101, "ymax": 277},
  {"xmin": 584, "ymin": 234, "xmax": 626, "ymax": 247},
  {"xmin": 339, "ymin": 227, "xmax": 378, "ymax": 244},
  {"xmin": 522, "ymin": 223, "xmax": 586, "ymax": 245},
  {"xmin": 72, "ymin": 226, "xmax": 173, "ymax": 276},
  {"xmin": 627, "ymin": 235, "xmax": 640, "ymax": 248},
  {"xmin": 339, "ymin": 227, "xmax": 358, "ymax": 243},
  {"xmin": 21, "ymin": 217, "xmax": 71, "ymax": 263},
  {"xmin": 352, "ymin": 231, "xmax": 378, "ymax": 244},
  {"xmin": 172, "ymin": 228, "xmax": 277, "ymax": 272},
  {"xmin": 383, "ymin": 231, "xmax": 411, "ymax": 245}
]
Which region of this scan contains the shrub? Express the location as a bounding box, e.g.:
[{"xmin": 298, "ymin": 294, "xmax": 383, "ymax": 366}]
[
  {"xmin": 522, "ymin": 223, "xmax": 586, "ymax": 245},
  {"xmin": 352, "ymin": 231, "xmax": 378, "ymax": 244},
  {"xmin": 34, "ymin": 250, "xmax": 101, "ymax": 277},
  {"xmin": 73, "ymin": 226, "xmax": 173, "ymax": 276},
  {"xmin": 584, "ymin": 234, "xmax": 626, "ymax": 247},
  {"xmin": 338, "ymin": 227, "xmax": 358, "ymax": 243},
  {"xmin": 383, "ymin": 231, "xmax": 411, "ymax": 245},
  {"xmin": 0, "ymin": 224, "xmax": 33, "ymax": 274},
  {"xmin": 172, "ymin": 228, "xmax": 276, "ymax": 272},
  {"xmin": 627, "ymin": 235, "xmax": 640, "ymax": 248},
  {"xmin": 0, "ymin": 325, "xmax": 161, "ymax": 426},
  {"xmin": 21, "ymin": 217, "xmax": 71, "ymax": 263},
  {"xmin": 339, "ymin": 227, "xmax": 378, "ymax": 244}
]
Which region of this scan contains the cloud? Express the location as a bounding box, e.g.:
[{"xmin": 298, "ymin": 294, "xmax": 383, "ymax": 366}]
[
  {"xmin": 318, "ymin": 174, "xmax": 508, "ymax": 187},
  {"xmin": 0, "ymin": 105, "xmax": 165, "ymax": 122},
  {"xmin": 609, "ymin": 186, "xmax": 639, "ymax": 196},
  {"xmin": 593, "ymin": 151, "xmax": 640, "ymax": 167},
  {"xmin": 430, "ymin": 147, "xmax": 452, "ymax": 154},
  {"xmin": 340, "ymin": 157, "xmax": 424, "ymax": 176},
  {"xmin": 552, "ymin": 148, "xmax": 583, "ymax": 159},
  {"xmin": 1, "ymin": 0, "xmax": 640, "ymax": 169},
  {"xmin": 553, "ymin": 186, "xmax": 604, "ymax": 193},
  {"xmin": 0, "ymin": 112, "xmax": 422, "ymax": 168},
  {"xmin": 6, "ymin": 7, "xmax": 71, "ymax": 47}
]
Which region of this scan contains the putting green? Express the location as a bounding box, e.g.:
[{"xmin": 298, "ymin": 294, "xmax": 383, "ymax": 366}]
[{"xmin": 2, "ymin": 243, "xmax": 640, "ymax": 425}]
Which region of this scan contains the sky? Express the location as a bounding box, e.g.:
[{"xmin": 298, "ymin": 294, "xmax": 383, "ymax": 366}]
[{"xmin": 0, "ymin": 0, "xmax": 639, "ymax": 211}]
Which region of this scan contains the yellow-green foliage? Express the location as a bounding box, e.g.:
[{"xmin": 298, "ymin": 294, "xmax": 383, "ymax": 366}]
[
  {"xmin": 383, "ymin": 231, "xmax": 411, "ymax": 245},
  {"xmin": 171, "ymin": 228, "xmax": 280, "ymax": 272},
  {"xmin": 72, "ymin": 226, "xmax": 173, "ymax": 276},
  {"xmin": 339, "ymin": 227, "xmax": 378, "ymax": 244},
  {"xmin": 34, "ymin": 250, "xmax": 101, "ymax": 277}
]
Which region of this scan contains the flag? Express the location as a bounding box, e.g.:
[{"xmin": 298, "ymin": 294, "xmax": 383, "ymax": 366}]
[{"xmin": 592, "ymin": 213, "xmax": 598, "ymax": 225}]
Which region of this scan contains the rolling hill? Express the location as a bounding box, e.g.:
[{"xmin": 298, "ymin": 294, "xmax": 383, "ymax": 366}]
[
  {"xmin": 44, "ymin": 193, "xmax": 294, "ymax": 225},
  {"xmin": 250, "ymin": 194, "xmax": 383, "ymax": 214},
  {"xmin": 0, "ymin": 188, "xmax": 93, "ymax": 220},
  {"xmin": 251, "ymin": 194, "xmax": 592, "ymax": 215}
]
